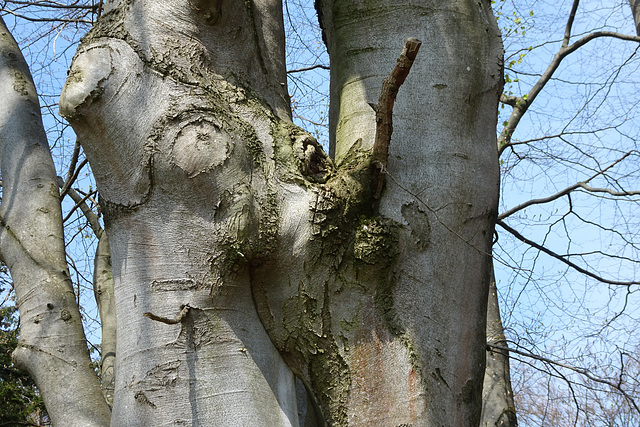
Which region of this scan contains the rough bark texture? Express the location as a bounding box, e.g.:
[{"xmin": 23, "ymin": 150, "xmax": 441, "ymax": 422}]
[
  {"xmin": 481, "ymin": 273, "xmax": 518, "ymax": 426},
  {"xmin": 0, "ymin": 16, "xmax": 111, "ymax": 426}
]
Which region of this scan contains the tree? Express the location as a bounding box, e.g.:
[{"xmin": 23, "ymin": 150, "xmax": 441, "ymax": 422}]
[
  {"xmin": 0, "ymin": 0, "xmax": 504, "ymax": 425},
  {"xmin": 491, "ymin": 0, "xmax": 640, "ymax": 424},
  {"xmin": 0, "ymin": 0, "xmax": 502, "ymax": 425},
  {"xmin": 2, "ymin": 0, "xmax": 638, "ymax": 425}
]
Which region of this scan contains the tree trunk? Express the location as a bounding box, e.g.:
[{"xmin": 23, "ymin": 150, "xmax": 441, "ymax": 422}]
[
  {"xmin": 60, "ymin": 0, "xmax": 299, "ymax": 425},
  {"xmin": 630, "ymin": 0, "xmax": 640, "ymax": 35},
  {"xmin": 0, "ymin": 17, "xmax": 111, "ymax": 426},
  {"xmin": 57, "ymin": 0, "xmax": 502, "ymax": 425},
  {"xmin": 256, "ymin": 0, "xmax": 503, "ymax": 425},
  {"xmin": 480, "ymin": 270, "xmax": 518, "ymax": 426}
]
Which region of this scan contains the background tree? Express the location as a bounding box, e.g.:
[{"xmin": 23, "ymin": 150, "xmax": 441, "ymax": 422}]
[{"xmin": 493, "ymin": 0, "xmax": 640, "ymax": 424}]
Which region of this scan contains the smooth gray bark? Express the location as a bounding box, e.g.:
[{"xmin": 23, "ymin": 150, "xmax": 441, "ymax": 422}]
[
  {"xmin": 93, "ymin": 233, "xmax": 116, "ymax": 406},
  {"xmin": 312, "ymin": 0, "xmax": 503, "ymax": 424},
  {"xmin": 60, "ymin": 0, "xmax": 299, "ymax": 424},
  {"xmin": 58, "ymin": 176, "xmax": 117, "ymax": 406},
  {"xmin": 481, "ymin": 274, "xmax": 518, "ymax": 426},
  {"xmin": 0, "ymin": 16, "xmax": 111, "ymax": 426},
  {"xmin": 630, "ymin": 0, "xmax": 640, "ymax": 35}
]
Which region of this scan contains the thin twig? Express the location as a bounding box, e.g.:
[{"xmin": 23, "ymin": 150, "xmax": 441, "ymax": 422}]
[
  {"xmin": 59, "ymin": 140, "xmax": 81, "ymax": 198},
  {"xmin": 60, "ymin": 158, "xmax": 88, "ymax": 198},
  {"xmin": 489, "ymin": 343, "xmax": 640, "ymax": 414},
  {"xmin": 287, "ymin": 64, "xmax": 329, "ymax": 74}
]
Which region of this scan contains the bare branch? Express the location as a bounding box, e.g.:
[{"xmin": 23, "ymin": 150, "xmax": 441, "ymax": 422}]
[
  {"xmin": 371, "ymin": 37, "xmax": 422, "ymax": 203},
  {"xmin": 563, "ymin": 0, "xmax": 581, "ymax": 47},
  {"xmin": 287, "ymin": 64, "xmax": 329, "ymax": 74},
  {"xmin": 498, "ymin": 20, "xmax": 640, "ymax": 153},
  {"xmin": 498, "ymin": 152, "xmax": 637, "ymax": 220},
  {"xmin": 59, "ymin": 140, "xmax": 82, "ymax": 198},
  {"xmin": 496, "ymin": 220, "xmax": 640, "ymax": 286},
  {"xmin": 57, "ymin": 176, "xmax": 101, "ymax": 236},
  {"xmin": 490, "ymin": 344, "xmax": 640, "ymax": 414}
]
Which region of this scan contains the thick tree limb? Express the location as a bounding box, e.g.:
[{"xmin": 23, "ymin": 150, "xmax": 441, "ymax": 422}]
[
  {"xmin": 371, "ymin": 37, "xmax": 422, "ymax": 203},
  {"xmin": 0, "ymin": 16, "xmax": 110, "ymax": 425},
  {"xmin": 481, "ymin": 270, "xmax": 518, "ymax": 427},
  {"xmin": 630, "ymin": 0, "xmax": 640, "ymax": 36},
  {"xmin": 93, "ymin": 233, "xmax": 116, "ymax": 407}
]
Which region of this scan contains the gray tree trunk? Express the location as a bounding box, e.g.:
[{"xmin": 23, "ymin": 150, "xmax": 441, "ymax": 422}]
[
  {"xmin": 480, "ymin": 270, "xmax": 518, "ymax": 426},
  {"xmin": 630, "ymin": 0, "xmax": 640, "ymax": 35},
  {"xmin": 0, "ymin": 16, "xmax": 111, "ymax": 426},
  {"xmin": 6, "ymin": 0, "xmax": 504, "ymax": 424}
]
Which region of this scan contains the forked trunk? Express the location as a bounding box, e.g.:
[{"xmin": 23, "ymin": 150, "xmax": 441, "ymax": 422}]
[{"xmin": 57, "ymin": 0, "xmax": 503, "ymax": 425}]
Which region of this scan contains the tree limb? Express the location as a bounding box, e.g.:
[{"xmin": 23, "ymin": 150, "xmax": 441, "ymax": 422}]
[
  {"xmin": 563, "ymin": 0, "xmax": 581, "ymax": 47},
  {"xmin": 498, "ymin": 7, "xmax": 640, "ymax": 154},
  {"xmin": 496, "ymin": 220, "xmax": 640, "ymax": 286},
  {"xmin": 0, "ymin": 16, "xmax": 110, "ymax": 425}
]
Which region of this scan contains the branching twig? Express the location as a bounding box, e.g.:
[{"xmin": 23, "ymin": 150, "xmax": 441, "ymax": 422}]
[
  {"xmin": 498, "ymin": 151, "xmax": 638, "ymax": 220},
  {"xmin": 489, "ymin": 343, "xmax": 640, "ymax": 414},
  {"xmin": 57, "ymin": 176, "xmax": 101, "ymax": 236},
  {"xmin": 498, "ymin": 7, "xmax": 640, "ymax": 154}
]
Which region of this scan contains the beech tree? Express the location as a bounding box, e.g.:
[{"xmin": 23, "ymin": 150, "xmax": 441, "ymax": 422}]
[
  {"xmin": 0, "ymin": 0, "xmax": 504, "ymax": 425},
  {"xmin": 3, "ymin": 0, "xmax": 638, "ymax": 425}
]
